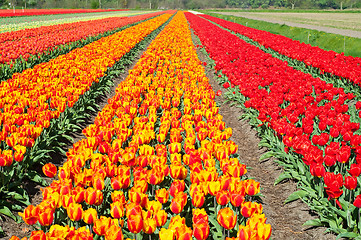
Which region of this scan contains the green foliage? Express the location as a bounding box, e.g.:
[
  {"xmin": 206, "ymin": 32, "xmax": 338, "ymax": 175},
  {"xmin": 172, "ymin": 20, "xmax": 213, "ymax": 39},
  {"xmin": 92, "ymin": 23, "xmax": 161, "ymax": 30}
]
[{"xmin": 91, "ymin": 0, "xmax": 99, "ymax": 8}]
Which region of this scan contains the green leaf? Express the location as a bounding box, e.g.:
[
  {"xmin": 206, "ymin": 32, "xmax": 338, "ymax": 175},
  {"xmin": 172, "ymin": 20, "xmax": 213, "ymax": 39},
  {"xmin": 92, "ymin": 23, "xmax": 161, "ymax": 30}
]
[
  {"xmin": 336, "ymin": 232, "xmax": 359, "ymax": 239},
  {"xmin": 0, "ymin": 205, "xmax": 17, "ymax": 221},
  {"xmin": 274, "ymin": 172, "xmax": 292, "ymax": 185},
  {"xmin": 25, "ymin": 170, "xmax": 48, "ymax": 186},
  {"xmin": 208, "ymin": 216, "xmax": 223, "ymax": 240},
  {"xmin": 303, "ymin": 219, "xmax": 323, "ymax": 227},
  {"xmin": 259, "ymin": 151, "xmax": 274, "ymax": 161},
  {"xmin": 284, "ymin": 190, "xmax": 308, "ymax": 204}
]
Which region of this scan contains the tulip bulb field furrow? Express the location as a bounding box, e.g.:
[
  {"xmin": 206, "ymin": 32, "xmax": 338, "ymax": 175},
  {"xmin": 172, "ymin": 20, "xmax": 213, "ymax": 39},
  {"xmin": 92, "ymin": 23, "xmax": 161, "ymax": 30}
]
[
  {"xmin": 185, "ymin": 12, "xmax": 361, "ymax": 237},
  {"xmin": 199, "ymin": 14, "xmax": 361, "ymax": 87},
  {"xmin": 14, "ymin": 11, "xmax": 271, "ymax": 240},
  {"xmin": 0, "ymin": 13, "xmax": 172, "ymax": 168},
  {"xmin": 0, "ymin": 12, "xmax": 163, "ymax": 65}
]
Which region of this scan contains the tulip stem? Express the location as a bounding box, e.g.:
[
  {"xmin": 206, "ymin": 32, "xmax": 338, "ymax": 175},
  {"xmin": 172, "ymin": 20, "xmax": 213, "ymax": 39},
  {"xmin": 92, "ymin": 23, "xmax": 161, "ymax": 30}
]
[
  {"xmin": 214, "ymin": 197, "xmax": 217, "ymax": 211},
  {"xmin": 223, "ymin": 228, "xmax": 225, "ymax": 240},
  {"xmin": 228, "ymin": 230, "xmax": 230, "ymax": 238},
  {"xmin": 149, "ymin": 235, "xmax": 151, "ymax": 240},
  {"xmin": 135, "ymin": 233, "xmax": 137, "ymax": 240},
  {"xmin": 359, "ymin": 208, "xmax": 361, "ymax": 233}
]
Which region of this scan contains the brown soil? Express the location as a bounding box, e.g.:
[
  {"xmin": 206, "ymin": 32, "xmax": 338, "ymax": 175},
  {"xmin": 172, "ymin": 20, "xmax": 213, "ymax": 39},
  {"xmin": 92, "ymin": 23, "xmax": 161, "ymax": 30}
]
[
  {"xmin": 192, "ymin": 31, "xmax": 337, "ymax": 239},
  {"xmin": 215, "ymin": 11, "xmax": 361, "ymax": 39}
]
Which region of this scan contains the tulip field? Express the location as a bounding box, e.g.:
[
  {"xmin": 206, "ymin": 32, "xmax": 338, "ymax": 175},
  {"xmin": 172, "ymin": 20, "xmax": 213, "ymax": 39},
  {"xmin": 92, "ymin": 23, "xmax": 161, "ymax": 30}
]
[
  {"xmin": 1, "ymin": 8, "xmax": 361, "ymax": 240},
  {"xmin": 0, "ymin": 9, "xmax": 128, "ymax": 18}
]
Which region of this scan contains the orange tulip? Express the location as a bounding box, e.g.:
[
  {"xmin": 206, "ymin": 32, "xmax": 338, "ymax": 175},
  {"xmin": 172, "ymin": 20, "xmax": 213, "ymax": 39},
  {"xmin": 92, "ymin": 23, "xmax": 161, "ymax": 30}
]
[
  {"xmin": 94, "ymin": 216, "xmax": 113, "ymax": 236},
  {"xmin": 110, "ymin": 201, "xmax": 125, "ymax": 219},
  {"xmin": 38, "ymin": 208, "xmax": 54, "ymax": 226},
  {"xmin": 216, "ymin": 190, "xmax": 230, "ymax": 206},
  {"xmin": 29, "ymin": 230, "xmax": 46, "ymax": 240},
  {"xmin": 92, "ymin": 174, "xmax": 105, "ymax": 191},
  {"xmin": 127, "ymin": 214, "xmax": 143, "ymax": 234},
  {"xmin": 230, "ymin": 192, "xmax": 245, "ymax": 208},
  {"xmin": 217, "ymin": 207, "xmax": 237, "ymax": 230},
  {"xmin": 83, "ymin": 208, "xmax": 98, "ymax": 225},
  {"xmin": 169, "ymin": 179, "xmax": 185, "ymax": 197},
  {"xmin": 143, "ymin": 217, "xmax": 157, "ymax": 234},
  {"xmin": 170, "ymin": 164, "xmax": 188, "ymax": 180},
  {"xmin": 111, "ymin": 191, "xmax": 126, "ymax": 205},
  {"xmin": 155, "ymin": 209, "xmax": 167, "ymax": 227},
  {"xmin": 125, "ymin": 202, "xmax": 142, "ymax": 218},
  {"xmin": 240, "ymin": 202, "xmax": 263, "ymax": 218},
  {"xmin": 193, "ymin": 219, "xmax": 209, "ymax": 240},
  {"xmin": 105, "ymin": 225, "xmax": 124, "ymax": 240},
  {"xmin": 85, "ymin": 187, "xmax": 103, "ymax": 206},
  {"xmin": 208, "ymin": 181, "xmax": 221, "ymax": 196},
  {"xmin": 170, "ymin": 192, "xmax": 187, "ymax": 214},
  {"xmin": 42, "ymin": 163, "xmax": 57, "ymax": 178},
  {"xmin": 191, "ymin": 191, "xmax": 205, "ymax": 208},
  {"xmin": 156, "ymin": 188, "xmax": 169, "ymax": 204},
  {"xmin": 245, "ymin": 179, "xmax": 260, "ymax": 196},
  {"xmin": 159, "ymin": 228, "xmax": 175, "ymax": 240},
  {"xmin": 67, "ymin": 202, "xmax": 83, "ymax": 222},
  {"xmin": 19, "ymin": 205, "xmax": 39, "ymax": 225}
]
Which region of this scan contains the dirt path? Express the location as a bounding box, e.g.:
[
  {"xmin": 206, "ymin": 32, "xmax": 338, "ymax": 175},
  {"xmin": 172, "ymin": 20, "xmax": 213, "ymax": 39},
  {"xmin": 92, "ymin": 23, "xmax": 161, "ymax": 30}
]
[
  {"xmin": 192, "ymin": 32, "xmax": 337, "ymax": 240},
  {"xmin": 215, "ymin": 11, "xmax": 361, "ymax": 39}
]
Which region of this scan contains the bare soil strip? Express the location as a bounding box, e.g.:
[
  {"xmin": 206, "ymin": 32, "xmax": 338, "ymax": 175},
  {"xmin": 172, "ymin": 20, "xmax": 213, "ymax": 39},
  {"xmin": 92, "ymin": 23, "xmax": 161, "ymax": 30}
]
[{"xmin": 215, "ymin": 12, "xmax": 361, "ymax": 39}]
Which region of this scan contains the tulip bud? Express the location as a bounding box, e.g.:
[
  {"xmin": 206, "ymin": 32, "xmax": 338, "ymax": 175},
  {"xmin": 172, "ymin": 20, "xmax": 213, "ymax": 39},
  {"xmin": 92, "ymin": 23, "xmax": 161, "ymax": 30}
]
[
  {"xmin": 344, "ymin": 176, "xmax": 358, "ymax": 191},
  {"xmin": 245, "ymin": 179, "xmax": 260, "ymax": 196},
  {"xmin": 217, "ymin": 207, "xmax": 237, "ymax": 230},
  {"xmin": 192, "ymin": 191, "xmax": 205, "ymax": 208},
  {"xmin": 67, "ymin": 202, "xmax": 83, "ymax": 222},
  {"xmin": 127, "ymin": 214, "xmax": 143, "ymax": 234},
  {"xmin": 83, "ymin": 208, "xmax": 98, "ymax": 225},
  {"xmin": 159, "ymin": 228, "xmax": 175, "ymax": 240},
  {"xmin": 216, "ymin": 190, "xmax": 230, "ymax": 206},
  {"xmin": 18, "ymin": 205, "xmax": 39, "ymax": 225},
  {"xmin": 156, "ymin": 188, "xmax": 169, "ymax": 204},
  {"xmin": 42, "ymin": 163, "xmax": 57, "ymax": 178},
  {"xmin": 155, "ymin": 209, "xmax": 167, "ymax": 227},
  {"xmin": 193, "ymin": 219, "xmax": 210, "ymax": 240},
  {"xmin": 111, "ymin": 201, "xmax": 125, "ymax": 219},
  {"xmin": 38, "ymin": 208, "xmax": 54, "ymax": 226},
  {"xmin": 354, "ymin": 194, "xmax": 361, "ymax": 208},
  {"xmin": 29, "ymin": 230, "xmax": 46, "ymax": 240},
  {"xmin": 143, "ymin": 217, "xmax": 157, "ymax": 234}
]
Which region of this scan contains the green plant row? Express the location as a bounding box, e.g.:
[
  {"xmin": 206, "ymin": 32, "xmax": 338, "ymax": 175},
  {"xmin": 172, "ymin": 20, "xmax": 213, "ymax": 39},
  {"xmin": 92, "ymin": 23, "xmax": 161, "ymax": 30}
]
[
  {"xmin": 0, "ymin": 13, "xmax": 159, "ymax": 82},
  {"xmin": 201, "ymin": 11, "xmax": 361, "ymax": 58},
  {"xmin": 0, "ymin": 12, "xmax": 175, "ymax": 237}
]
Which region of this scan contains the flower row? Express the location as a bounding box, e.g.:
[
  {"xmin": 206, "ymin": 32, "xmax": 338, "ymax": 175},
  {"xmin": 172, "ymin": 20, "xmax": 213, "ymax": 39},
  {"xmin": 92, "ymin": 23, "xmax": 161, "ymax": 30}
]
[
  {"xmin": 0, "ymin": 12, "xmax": 161, "ymax": 65},
  {"xmin": 200, "ymin": 14, "xmax": 361, "ymax": 86},
  {"xmin": 185, "ymin": 12, "xmax": 361, "ymax": 236},
  {"xmin": 0, "ymin": 11, "xmax": 137, "ymax": 33},
  {"xmin": 0, "ymin": 13, "xmax": 173, "ymax": 168},
  {"xmin": 14, "ymin": 11, "xmax": 271, "ymax": 240},
  {"xmin": 0, "ymin": 9, "xmax": 128, "ymax": 18}
]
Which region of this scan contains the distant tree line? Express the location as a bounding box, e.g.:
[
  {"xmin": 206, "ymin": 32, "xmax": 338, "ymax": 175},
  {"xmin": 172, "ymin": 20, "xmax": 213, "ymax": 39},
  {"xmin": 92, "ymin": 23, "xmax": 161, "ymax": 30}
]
[{"xmin": 1, "ymin": 0, "xmax": 360, "ymax": 10}]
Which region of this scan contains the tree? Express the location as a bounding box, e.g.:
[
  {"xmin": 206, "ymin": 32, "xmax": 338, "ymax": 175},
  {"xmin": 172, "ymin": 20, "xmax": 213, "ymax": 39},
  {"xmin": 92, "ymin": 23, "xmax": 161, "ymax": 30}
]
[{"xmin": 286, "ymin": 0, "xmax": 299, "ymax": 9}]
